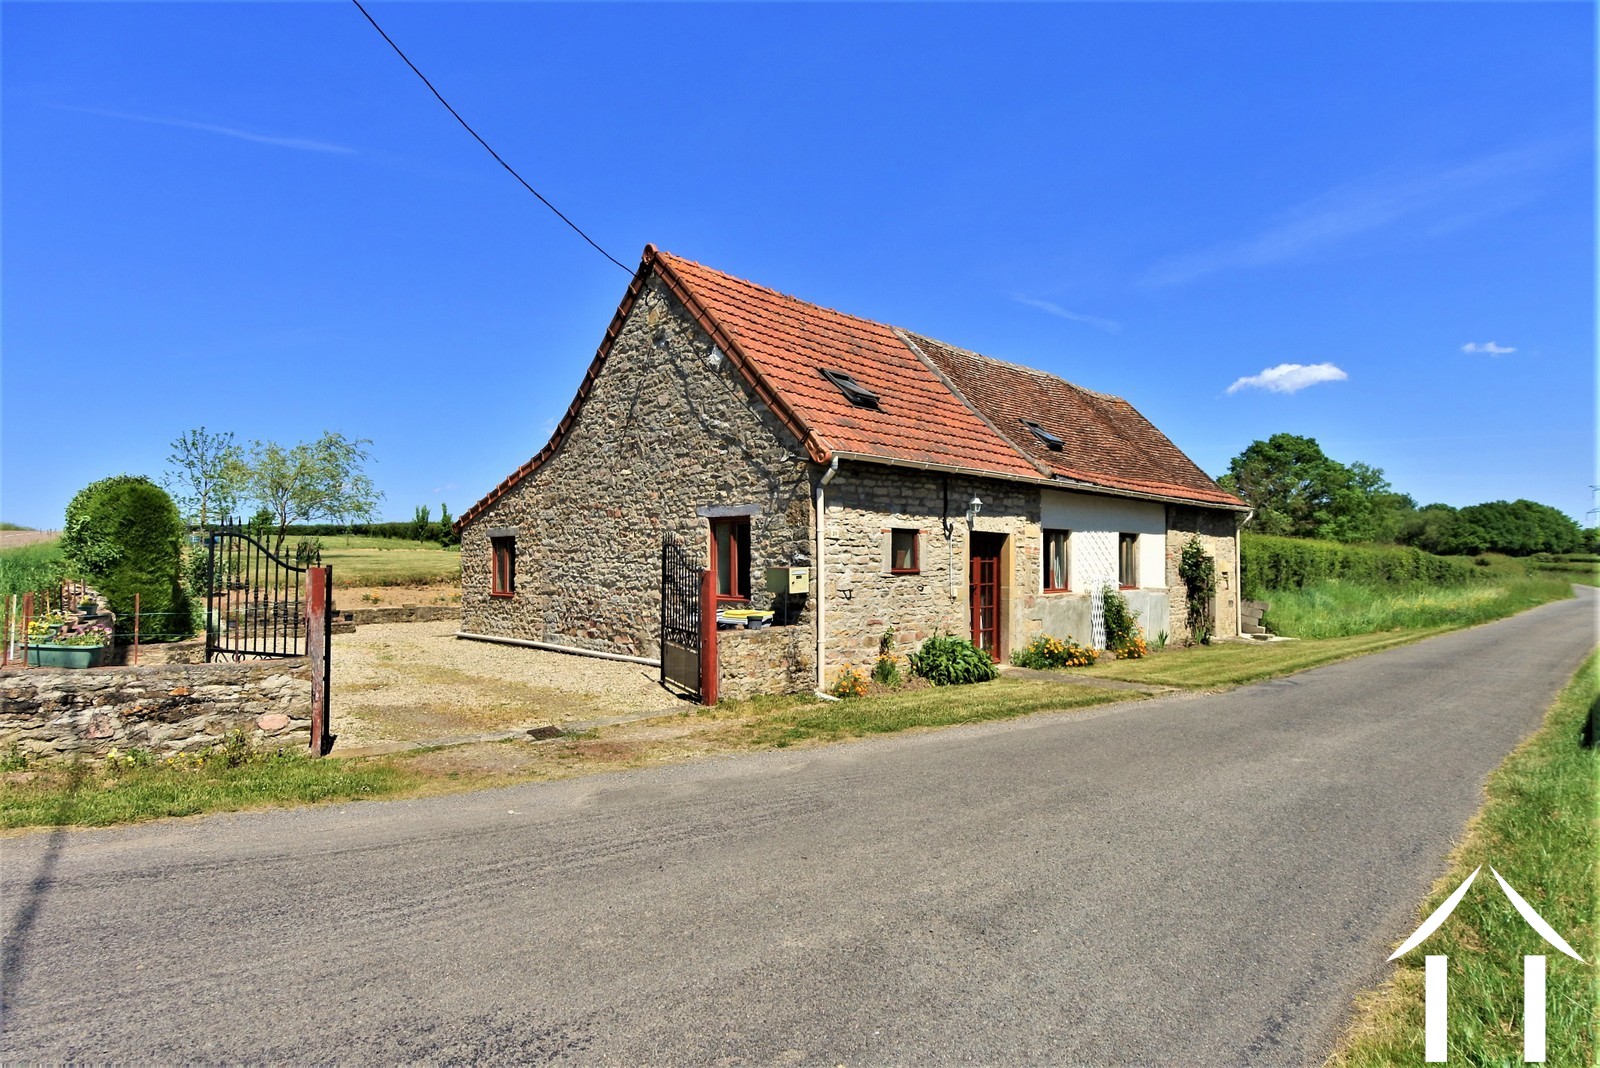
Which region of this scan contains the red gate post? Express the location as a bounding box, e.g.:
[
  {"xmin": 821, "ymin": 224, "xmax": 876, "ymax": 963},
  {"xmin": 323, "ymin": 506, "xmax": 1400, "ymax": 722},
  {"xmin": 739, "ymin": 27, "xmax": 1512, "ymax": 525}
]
[
  {"xmin": 306, "ymin": 565, "xmax": 332, "ymax": 755},
  {"xmin": 698, "ymin": 568, "xmax": 719, "ymax": 705}
]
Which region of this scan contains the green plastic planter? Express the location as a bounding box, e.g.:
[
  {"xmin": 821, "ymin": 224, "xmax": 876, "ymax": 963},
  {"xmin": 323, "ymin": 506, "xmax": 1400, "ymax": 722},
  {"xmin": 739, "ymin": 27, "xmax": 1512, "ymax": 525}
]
[{"xmin": 26, "ymin": 643, "xmax": 108, "ymax": 669}]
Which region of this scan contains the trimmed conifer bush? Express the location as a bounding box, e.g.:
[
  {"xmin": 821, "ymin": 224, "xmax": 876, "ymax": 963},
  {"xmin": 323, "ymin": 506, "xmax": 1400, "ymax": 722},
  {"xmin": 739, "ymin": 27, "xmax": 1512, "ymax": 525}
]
[{"xmin": 61, "ymin": 476, "xmax": 192, "ymax": 641}]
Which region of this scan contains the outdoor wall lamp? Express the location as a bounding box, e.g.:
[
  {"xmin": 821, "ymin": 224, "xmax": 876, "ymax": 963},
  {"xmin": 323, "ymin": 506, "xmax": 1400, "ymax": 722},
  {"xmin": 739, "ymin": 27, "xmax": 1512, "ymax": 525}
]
[{"xmin": 966, "ymin": 495, "xmax": 983, "ymax": 528}]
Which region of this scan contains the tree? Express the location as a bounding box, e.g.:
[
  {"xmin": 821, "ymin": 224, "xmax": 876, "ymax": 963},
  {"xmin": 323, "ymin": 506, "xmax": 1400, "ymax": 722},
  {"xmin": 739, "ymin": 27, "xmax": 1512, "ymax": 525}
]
[
  {"xmin": 162, "ymin": 427, "xmax": 245, "ymax": 529},
  {"xmin": 1433, "ymin": 500, "xmax": 1583, "ymax": 556},
  {"xmin": 1218, "ymin": 433, "xmax": 1387, "ymax": 542},
  {"xmin": 61, "ymin": 475, "xmax": 191, "ymax": 640},
  {"xmin": 245, "ymin": 432, "xmax": 382, "ymax": 554},
  {"xmin": 413, "ymin": 504, "xmax": 432, "ymax": 543}
]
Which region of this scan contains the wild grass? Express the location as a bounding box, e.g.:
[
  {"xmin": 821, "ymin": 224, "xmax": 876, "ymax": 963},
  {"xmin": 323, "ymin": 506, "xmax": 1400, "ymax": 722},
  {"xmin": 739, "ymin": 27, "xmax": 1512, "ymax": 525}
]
[
  {"xmin": 1327, "ymin": 653, "xmax": 1598, "ymax": 1067},
  {"xmin": 0, "ymin": 540, "xmax": 66, "ymax": 603},
  {"xmin": 0, "ymin": 750, "xmax": 418, "ymax": 829},
  {"xmin": 1261, "ymin": 575, "xmax": 1574, "ymax": 639}
]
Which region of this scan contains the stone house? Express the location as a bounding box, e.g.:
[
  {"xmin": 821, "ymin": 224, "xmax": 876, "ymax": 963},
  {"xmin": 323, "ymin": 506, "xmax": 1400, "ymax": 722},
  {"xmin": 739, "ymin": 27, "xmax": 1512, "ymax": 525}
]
[{"xmin": 455, "ymin": 246, "xmax": 1249, "ymax": 699}]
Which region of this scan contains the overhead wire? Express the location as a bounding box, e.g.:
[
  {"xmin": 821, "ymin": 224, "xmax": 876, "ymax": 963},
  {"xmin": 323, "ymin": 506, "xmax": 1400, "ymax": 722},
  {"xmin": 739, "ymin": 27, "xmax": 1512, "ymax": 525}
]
[{"xmin": 350, "ymin": 0, "xmax": 631, "ymax": 274}]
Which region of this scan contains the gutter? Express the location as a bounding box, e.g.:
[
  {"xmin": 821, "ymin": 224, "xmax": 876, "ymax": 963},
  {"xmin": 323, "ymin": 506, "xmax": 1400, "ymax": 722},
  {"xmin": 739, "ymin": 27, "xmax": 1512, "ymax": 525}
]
[
  {"xmin": 825, "ymin": 451, "xmax": 1251, "ymax": 513},
  {"xmin": 815, "ymin": 456, "xmax": 841, "ymax": 691}
]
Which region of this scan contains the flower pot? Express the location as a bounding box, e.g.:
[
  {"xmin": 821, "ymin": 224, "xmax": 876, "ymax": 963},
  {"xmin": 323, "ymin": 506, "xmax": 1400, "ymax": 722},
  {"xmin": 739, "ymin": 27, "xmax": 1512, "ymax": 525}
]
[{"xmin": 26, "ymin": 643, "xmax": 108, "ymax": 669}]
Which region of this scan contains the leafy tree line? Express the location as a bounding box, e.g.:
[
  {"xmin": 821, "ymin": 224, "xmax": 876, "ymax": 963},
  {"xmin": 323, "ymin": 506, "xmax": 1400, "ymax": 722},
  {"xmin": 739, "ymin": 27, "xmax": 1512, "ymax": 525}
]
[
  {"xmin": 1218, "ymin": 433, "xmax": 1592, "ymax": 556},
  {"xmin": 163, "ymin": 427, "xmax": 383, "ymax": 553}
]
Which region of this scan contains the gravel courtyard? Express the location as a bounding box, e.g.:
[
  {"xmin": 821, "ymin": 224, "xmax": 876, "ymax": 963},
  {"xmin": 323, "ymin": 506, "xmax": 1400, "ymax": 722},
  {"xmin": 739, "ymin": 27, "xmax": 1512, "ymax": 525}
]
[{"xmin": 331, "ymin": 621, "xmax": 685, "ymax": 750}]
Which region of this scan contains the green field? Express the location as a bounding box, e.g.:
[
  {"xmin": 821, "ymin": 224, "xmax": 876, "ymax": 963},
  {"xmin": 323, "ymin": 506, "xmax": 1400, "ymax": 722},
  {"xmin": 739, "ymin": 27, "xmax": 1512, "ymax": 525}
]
[{"xmin": 306, "ymin": 535, "xmax": 461, "ymax": 587}]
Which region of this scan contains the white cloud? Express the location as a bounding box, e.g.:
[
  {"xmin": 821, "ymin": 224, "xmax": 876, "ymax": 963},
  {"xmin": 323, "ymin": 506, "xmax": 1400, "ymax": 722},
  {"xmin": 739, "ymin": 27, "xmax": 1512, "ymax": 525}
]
[
  {"xmin": 1226, "ymin": 363, "xmax": 1348, "ymax": 395},
  {"xmin": 1011, "ymin": 295, "xmax": 1121, "ymax": 333},
  {"xmin": 1461, "ymin": 341, "xmax": 1516, "ymax": 355},
  {"xmin": 1145, "ymin": 142, "xmax": 1566, "ymax": 287},
  {"xmin": 58, "ymin": 105, "xmax": 354, "ymax": 154}
]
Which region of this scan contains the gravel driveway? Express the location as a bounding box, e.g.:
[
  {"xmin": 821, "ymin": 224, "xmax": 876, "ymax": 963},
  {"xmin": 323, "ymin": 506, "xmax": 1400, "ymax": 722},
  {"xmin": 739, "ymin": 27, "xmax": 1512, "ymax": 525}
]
[{"xmin": 332, "ymin": 621, "xmax": 682, "ymax": 749}]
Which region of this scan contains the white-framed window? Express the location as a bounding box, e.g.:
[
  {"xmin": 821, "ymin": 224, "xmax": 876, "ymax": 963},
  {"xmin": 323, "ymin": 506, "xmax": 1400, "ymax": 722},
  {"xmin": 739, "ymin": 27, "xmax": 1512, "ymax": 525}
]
[
  {"xmin": 1043, "ymin": 529, "xmax": 1070, "ymax": 591},
  {"xmin": 1118, "ymin": 533, "xmax": 1139, "ymax": 589}
]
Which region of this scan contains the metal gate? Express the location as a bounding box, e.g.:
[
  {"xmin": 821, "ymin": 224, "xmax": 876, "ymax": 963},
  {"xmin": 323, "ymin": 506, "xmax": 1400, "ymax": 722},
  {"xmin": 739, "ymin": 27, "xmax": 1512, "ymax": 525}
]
[
  {"xmin": 660, "ymin": 537, "xmax": 703, "ymax": 697},
  {"xmin": 204, "ymin": 519, "xmax": 334, "ymax": 753}
]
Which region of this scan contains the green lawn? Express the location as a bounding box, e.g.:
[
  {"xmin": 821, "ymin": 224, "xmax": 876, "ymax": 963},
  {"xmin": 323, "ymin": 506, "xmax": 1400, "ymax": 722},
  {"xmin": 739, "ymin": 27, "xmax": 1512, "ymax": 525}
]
[
  {"xmin": 1077, "ymin": 629, "xmax": 1448, "ymax": 689},
  {"xmin": 1328, "ymin": 653, "xmax": 1598, "ymax": 1067}
]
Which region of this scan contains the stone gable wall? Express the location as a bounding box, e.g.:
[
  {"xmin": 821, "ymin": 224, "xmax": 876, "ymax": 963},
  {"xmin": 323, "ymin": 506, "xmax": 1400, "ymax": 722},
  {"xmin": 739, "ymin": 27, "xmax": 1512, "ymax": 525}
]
[
  {"xmin": 460, "ymin": 275, "xmax": 816, "ymax": 663},
  {"xmin": 1, "ymin": 661, "xmax": 312, "ymax": 760},
  {"xmin": 1163, "ymin": 506, "xmax": 1242, "ymax": 643}
]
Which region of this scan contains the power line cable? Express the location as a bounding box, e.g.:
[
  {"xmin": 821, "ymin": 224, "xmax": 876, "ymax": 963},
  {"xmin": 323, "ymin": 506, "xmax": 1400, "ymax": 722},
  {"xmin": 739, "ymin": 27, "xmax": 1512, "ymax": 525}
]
[{"xmin": 350, "ymin": 0, "xmax": 631, "ymax": 273}]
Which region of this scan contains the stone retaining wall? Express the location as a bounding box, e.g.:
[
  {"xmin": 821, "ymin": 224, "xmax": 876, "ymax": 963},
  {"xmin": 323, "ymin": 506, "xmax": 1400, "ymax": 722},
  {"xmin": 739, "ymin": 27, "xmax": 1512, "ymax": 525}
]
[
  {"xmin": 0, "ymin": 661, "xmax": 312, "ymax": 760},
  {"xmin": 336, "ymin": 605, "xmax": 459, "ymax": 626},
  {"xmin": 718, "ymin": 624, "xmax": 815, "ymax": 701}
]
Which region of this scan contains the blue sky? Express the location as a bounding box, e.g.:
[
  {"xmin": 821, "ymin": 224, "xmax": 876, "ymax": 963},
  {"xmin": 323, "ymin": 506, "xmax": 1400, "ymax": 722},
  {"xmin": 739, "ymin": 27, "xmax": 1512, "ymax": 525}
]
[{"xmin": 3, "ymin": 2, "xmax": 1594, "ymax": 529}]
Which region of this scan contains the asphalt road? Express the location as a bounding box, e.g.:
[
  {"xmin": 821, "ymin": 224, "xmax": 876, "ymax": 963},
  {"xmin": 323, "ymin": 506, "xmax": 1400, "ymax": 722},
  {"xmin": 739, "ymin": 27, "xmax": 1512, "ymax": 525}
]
[{"xmin": 4, "ymin": 589, "xmax": 1595, "ymax": 1065}]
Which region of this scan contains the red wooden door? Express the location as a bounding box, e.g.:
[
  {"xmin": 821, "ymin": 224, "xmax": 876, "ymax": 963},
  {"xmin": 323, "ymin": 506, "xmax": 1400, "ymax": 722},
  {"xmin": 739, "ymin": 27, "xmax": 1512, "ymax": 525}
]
[{"xmin": 969, "ymin": 535, "xmax": 1003, "ymax": 659}]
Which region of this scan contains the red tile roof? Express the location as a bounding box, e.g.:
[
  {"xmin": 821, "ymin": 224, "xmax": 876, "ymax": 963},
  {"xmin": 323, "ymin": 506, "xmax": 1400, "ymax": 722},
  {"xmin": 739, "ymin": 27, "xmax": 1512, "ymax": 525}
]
[
  {"xmin": 458, "ymin": 246, "xmax": 1243, "ymax": 530},
  {"xmin": 905, "ymin": 332, "xmax": 1248, "ymax": 509}
]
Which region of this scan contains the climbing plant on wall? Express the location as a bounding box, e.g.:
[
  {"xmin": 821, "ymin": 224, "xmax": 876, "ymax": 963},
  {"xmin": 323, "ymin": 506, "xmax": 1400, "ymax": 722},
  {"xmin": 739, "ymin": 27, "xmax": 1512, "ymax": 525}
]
[{"xmin": 1179, "ymin": 536, "xmax": 1216, "ymax": 645}]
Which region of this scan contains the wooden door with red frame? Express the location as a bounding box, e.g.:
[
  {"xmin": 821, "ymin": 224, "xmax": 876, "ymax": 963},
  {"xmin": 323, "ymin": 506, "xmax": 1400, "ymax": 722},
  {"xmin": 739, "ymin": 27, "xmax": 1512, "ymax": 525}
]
[{"xmin": 969, "ymin": 532, "xmax": 1005, "ymax": 661}]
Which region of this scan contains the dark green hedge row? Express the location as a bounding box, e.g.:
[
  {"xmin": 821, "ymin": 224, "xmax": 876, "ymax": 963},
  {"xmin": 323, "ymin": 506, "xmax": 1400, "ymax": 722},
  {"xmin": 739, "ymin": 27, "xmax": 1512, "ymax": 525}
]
[
  {"xmin": 1240, "ymin": 533, "xmax": 1477, "ymax": 599},
  {"xmin": 264, "ymin": 522, "xmax": 428, "ymax": 540}
]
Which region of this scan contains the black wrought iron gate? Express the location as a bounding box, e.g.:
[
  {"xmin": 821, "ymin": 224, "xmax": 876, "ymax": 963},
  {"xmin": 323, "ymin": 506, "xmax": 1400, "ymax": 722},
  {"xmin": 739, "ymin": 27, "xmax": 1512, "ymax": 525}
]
[
  {"xmin": 204, "ymin": 519, "xmax": 334, "ymax": 753},
  {"xmin": 205, "ymin": 521, "xmax": 313, "ymax": 660},
  {"xmin": 660, "ymin": 537, "xmax": 703, "ymax": 698}
]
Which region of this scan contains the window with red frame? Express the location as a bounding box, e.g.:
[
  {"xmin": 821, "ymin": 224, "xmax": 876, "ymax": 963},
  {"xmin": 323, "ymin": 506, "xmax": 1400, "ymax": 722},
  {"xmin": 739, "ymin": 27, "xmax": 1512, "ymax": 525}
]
[
  {"xmin": 890, "ymin": 528, "xmax": 920, "ymax": 573},
  {"xmin": 1043, "ymin": 529, "xmax": 1070, "ymax": 591},
  {"xmin": 711, "ymin": 518, "xmax": 751, "ymax": 602},
  {"xmin": 491, "ymin": 536, "xmax": 516, "ymax": 597}
]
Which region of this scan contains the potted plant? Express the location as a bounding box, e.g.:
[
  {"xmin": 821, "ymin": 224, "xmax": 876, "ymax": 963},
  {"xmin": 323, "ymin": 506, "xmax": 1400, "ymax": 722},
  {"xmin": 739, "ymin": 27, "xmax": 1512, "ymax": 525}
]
[{"xmin": 27, "ymin": 621, "xmax": 113, "ymax": 669}]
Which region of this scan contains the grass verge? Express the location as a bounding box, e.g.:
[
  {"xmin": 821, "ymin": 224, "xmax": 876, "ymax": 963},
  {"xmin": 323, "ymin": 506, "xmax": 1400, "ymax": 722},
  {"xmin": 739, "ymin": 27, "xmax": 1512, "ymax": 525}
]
[
  {"xmin": 1263, "ymin": 575, "xmax": 1574, "ymax": 639},
  {"xmin": 1080, "ymin": 629, "xmax": 1447, "ymax": 689},
  {"xmin": 1, "ymin": 750, "xmax": 419, "ymax": 829},
  {"xmin": 700, "ymin": 677, "xmax": 1140, "ymax": 748},
  {"xmin": 316, "ymin": 540, "xmax": 461, "ymax": 587},
  {"xmin": 1326, "ymin": 652, "xmax": 1598, "ymax": 1067}
]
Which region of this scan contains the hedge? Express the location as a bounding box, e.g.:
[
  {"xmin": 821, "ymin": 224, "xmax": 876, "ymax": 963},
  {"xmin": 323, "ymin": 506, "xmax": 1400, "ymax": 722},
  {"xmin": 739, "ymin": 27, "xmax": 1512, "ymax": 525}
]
[{"xmin": 1240, "ymin": 533, "xmax": 1477, "ymax": 600}]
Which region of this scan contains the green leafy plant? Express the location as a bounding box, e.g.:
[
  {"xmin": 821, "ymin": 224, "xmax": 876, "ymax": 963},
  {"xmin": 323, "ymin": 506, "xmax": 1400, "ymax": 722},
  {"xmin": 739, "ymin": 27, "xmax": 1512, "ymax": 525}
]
[
  {"xmin": 1178, "ymin": 536, "xmax": 1216, "ymax": 645},
  {"xmin": 1012, "ymin": 633, "xmax": 1097, "ymax": 669},
  {"xmin": 871, "ymin": 654, "xmax": 904, "ymax": 688},
  {"xmin": 909, "ymin": 632, "xmax": 998, "ymax": 686},
  {"xmin": 1100, "ymin": 586, "xmax": 1148, "ymax": 659},
  {"xmin": 60, "ymin": 475, "xmax": 191, "ymax": 641}
]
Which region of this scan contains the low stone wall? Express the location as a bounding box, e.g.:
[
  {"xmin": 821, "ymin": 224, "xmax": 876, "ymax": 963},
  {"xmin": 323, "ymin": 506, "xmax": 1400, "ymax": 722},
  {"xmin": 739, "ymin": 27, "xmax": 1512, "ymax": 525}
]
[
  {"xmin": 718, "ymin": 624, "xmax": 815, "ymax": 701},
  {"xmin": 0, "ymin": 661, "xmax": 312, "ymax": 760},
  {"xmin": 335, "ymin": 605, "xmax": 458, "ymax": 627}
]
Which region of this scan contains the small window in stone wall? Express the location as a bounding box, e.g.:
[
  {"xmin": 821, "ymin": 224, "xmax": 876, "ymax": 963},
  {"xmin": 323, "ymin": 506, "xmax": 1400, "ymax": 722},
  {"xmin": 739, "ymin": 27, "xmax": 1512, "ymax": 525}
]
[
  {"xmin": 491, "ymin": 537, "xmax": 516, "ymax": 597},
  {"xmin": 889, "ymin": 528, "xmax": 920, "ymax": 574}
]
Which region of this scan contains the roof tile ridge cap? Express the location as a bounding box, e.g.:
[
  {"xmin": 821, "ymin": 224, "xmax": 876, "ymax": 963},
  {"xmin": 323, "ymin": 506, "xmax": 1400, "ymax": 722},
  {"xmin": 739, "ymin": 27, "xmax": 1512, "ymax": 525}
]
[
  {"xmin": 654, "ymin": 249, "xmax": 898, "ymax": 334},
  {"xmin": 893, "ymin": 327, "xmax": 1053, "ymax": 479},
  {"xmin": 651, "ymin": 252, "xmax": 836, "ymax": 464}
]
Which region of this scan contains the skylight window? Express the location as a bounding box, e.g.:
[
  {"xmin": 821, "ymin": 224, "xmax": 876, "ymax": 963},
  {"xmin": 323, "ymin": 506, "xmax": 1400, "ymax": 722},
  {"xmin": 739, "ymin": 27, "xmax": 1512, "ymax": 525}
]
[
  {"xmin": 1020, "ymin": 419, "xmax": 1065, "ymax": 450},
  {"xmin": 820, "ymin": 368, "xmax": 880, "ymax": 409}
]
